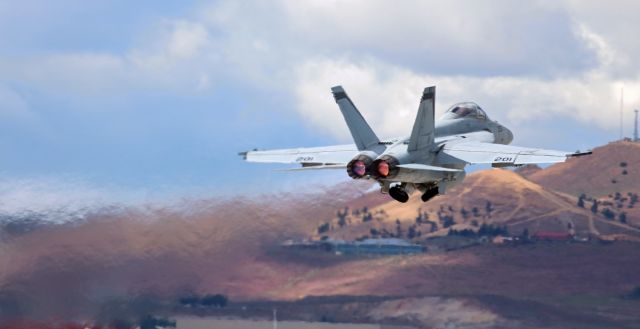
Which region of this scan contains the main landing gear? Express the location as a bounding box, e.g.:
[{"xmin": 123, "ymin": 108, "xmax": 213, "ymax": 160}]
[
  {"xmin": 421, "ymin": 187, "xmax": 439, "ymax": 202},
  {"xmin": 387, "ymin": 184, "xmax": 439, "ymax": 203},
  {"xmin": 389, "ymin": 186, "xmax": 409, "ymax": 203}
]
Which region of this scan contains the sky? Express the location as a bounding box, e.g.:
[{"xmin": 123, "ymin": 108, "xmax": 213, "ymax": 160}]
[{"xmin": 0, "ymin": 0, "xmax": 639, "ymax": 217}]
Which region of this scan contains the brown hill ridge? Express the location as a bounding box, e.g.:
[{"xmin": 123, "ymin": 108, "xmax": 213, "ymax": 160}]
[
  {"xmin": 1, "ymin": 142, "xmax": 640, "ymax": 326},
  {"xmin": 320, "ymin": 168, "xmax": 640, "ymax": 241},
  {"xmin": 528, "ymin": 141, "xmax": 640, "ymax": 197}
]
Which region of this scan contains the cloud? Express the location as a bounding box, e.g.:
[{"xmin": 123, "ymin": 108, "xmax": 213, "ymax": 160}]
[
  {"xmin": 1, "ymin": 0, "xmax": 640, "ymax": 199},
  {"xmin": 292, "ymin": 56, "xmax": 640, "ymax": 142},
  {"xmin": 207, "ymin": 0, "xmax": 595, "ymax": 77},
  {"xmin": 166, "ymin": 21, "xmax": 209, "ymax": 59},
  {"xmin": 181, "ymin": 0, "xmax": 640, "ymax": 141},
  {"xmin": 564, "ymin": 0, "xmax": 640, "ymax": 78},
  {"xmin": 0, "ymin": 19, "xmax": 218, "ymax": 100},
  {"xmin": 2, "ymin": 0, "xmax": 637, "ymax": 112}
]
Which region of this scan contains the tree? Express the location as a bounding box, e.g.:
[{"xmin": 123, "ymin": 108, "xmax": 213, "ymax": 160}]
[
  {"xmin": 591, "ymin": 200, "xmax": 598, "ymax": 214},
  {"xmin": 415, "ymin": 211, "xmax": 429, "ymax": 225},
  {"xmin": 477, "ymin": 223, "xmax": 507, "ymax": 237},
  {"xmin": 577, "ymin": 194, "xmax": 585, "ymax": 208},
  {"xmin": 460, "ymin": 207, "xmax": 469, "ymax": 220},
  {"xmin": 601, "ymin": 208, "xmax": 615, "ymax": 220},
  {"xmin": 485, "ymin": 201, "xmax": 493, "ymax": 217},
  {"xmin": 317, "ymin": 222, "xmax": 330, "ymax": 234},
  {"xmin": 395, "ymin": 219, "xmax": 403, "ymax": 237},
  {"xmin": 179, "ymin": 295, "xmax": 199, "ymax": 307},
  {"xmin": 521, "ymin": 228, "xmax": 530, "ymax": 240},
  {"xmin": 370, "ymin": 228, "xmax": 379, "ymax": 237},
  {"xmin": 619, "ymin": 212, "xmax": 627, "ymax": 223},
  {"xmin": 630, "ymin": 193, "xmax": 638, "ymax": 206},
  {"xmin": 442, "ymin": 216, "xmax": 456, "ymax": 228},
  {"xmin": 415, "ymin": 212, "xmax": 423, "ymax": 225},
  {"xmin": 337, "ymin": 208, "xmax": 348, "ymax": 227},
  {"xmin": 140, "ymin": 315, "xmax": 176, "ymax": 329},
  {"xmin": 201, "ymin": 294, "xmax": 228, "ymax": 308},
  {"xmin": 630, "ymin": 286, "xmax": 640, "ymax": 299},
  {"xmin": 428, "ymin": 221, "xmax": 438, "ymax": 233},
  {"xmin": 362, "ymin": 213, "xmax": 373, "ymax": 222},
  {"xmin": 407, "ymin": 225, "xmax": 417, "ymax": 239}
]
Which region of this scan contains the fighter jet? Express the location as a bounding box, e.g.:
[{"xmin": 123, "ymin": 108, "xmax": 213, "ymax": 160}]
[{"xmin": 240, "ymin": 86, "xmax": 590, "ymax": 203}]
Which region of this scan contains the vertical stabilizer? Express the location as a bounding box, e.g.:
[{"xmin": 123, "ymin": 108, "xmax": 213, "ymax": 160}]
[
  {"xmin": 331, "ymin": 86, "xmax": 380, "ymax": 151},
  {"xmin": 408, "ymin": 86, "xmax": 436, "ymax": 152}
]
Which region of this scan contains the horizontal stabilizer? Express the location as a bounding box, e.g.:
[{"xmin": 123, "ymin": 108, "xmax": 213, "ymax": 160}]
[
  {"xmin": 242, "ymin": 144, "xmax": 357, "ymax": 165},
  {"xmin": 396, "ymin": 163, "xmax": 462, "ymax": 172},
  {"xmin": 276, "ymin": 164, "xmax": 346, "ymax": 171}
]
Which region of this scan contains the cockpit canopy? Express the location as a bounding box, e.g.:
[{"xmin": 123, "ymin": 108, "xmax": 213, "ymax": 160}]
[{"xmin": 441, "ymin": 102, "xmax": 487, "ymax": 120}]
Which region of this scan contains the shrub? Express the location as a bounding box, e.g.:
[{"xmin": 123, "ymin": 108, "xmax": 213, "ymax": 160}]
[
  {"xmin": 629, "ymin": 286, "xmax": 640, "ymax": 299},
  {"xmin": 317, "ymin": 222, "xmax": 330, "ymax": 234},
  {"xmin": 619, "ymin": 212, "xmax": 627, "ymax": 223},
  {"xmin": 201, "ymin": 294, "xmax": 228, "ymax": 308},
  {"xmin": 601, "ymin": 208, "xmax": 615, "ymax": 220}
]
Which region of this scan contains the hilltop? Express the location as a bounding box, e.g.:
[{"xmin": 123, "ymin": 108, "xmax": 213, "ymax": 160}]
[
  {"xmin": 317, "ymin": 168, "xmax": 640, "ymax": 242},
  {"xmin": 527, "ymin": 141, "xmax": 640, "ymax": 197}
]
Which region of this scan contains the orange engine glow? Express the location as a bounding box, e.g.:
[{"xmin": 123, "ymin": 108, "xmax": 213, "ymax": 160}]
[{"xmin": 377, "ymin": 161, "xmax": 390, "ymax": 177}]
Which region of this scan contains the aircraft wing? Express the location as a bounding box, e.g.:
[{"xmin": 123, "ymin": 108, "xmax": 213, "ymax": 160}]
[
  {"xmin": 439, "ymin": 141, "xmax": 590, "ymax": 166},
  {"xmin": 240, "ymin": 144, "xmax": 358, "ymax": 166}
]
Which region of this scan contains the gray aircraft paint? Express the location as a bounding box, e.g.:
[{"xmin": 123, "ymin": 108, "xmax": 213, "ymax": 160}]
[{"xmin": 241, "ymin": 86, "xmax": 590, "ymax": 203}]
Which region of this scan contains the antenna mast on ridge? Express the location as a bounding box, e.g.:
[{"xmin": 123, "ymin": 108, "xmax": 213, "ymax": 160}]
[
  {"xmin": 620, "ymin": 87, "xmax": 624, "ymax": 140},
  {"xmin": 634, "ymin": 109, "xmax": 639, "ymax": 142}
]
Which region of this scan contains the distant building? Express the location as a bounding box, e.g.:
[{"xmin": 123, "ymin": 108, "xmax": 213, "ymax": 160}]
[
  {"xmin": 492, "ymin": 236, "xmax": 515, "ymax": 244},
  {"xmin": 281, "ymin": 238, "xmax": 424, "ymax": 255},
  {"xmin": 329, "ymin": 238, "xmax": 424, "ymax": 255}
]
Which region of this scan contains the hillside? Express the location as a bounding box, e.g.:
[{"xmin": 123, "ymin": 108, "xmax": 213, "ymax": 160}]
[
  {"xmin": 1, "ymin": 143, "xmax": 640, "ymax": 327},
  {"xmin": 0, "ymin": 181, "xmax": 383, "ymax": 321},
  {"xmin": 528, "ymin": 141, "xmax": 640, "ymax": 197},
  {"xmin": 318, "ymin": 169, "xmax": 640, "ymax": 242}
]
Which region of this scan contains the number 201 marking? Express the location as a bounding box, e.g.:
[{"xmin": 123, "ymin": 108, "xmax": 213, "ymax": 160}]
[{"xmin": 493, "ymin": 156, "xmax": 514, "ymax": 163}]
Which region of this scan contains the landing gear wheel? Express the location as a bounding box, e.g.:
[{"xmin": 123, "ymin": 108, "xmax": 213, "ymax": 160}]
[
  {"xmin": 389, "ymin": 186, "xmax": 409, "ymax": 203},
  {"xmin": 421, "ymin": 187, "xmax": 439, "ymax": 202}
]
